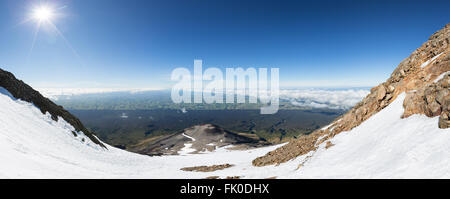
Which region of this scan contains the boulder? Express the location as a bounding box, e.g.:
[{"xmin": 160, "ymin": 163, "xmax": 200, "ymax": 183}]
[{"xmin": 376, "ymin": 85, "xmax": 387, "ymax": 101}]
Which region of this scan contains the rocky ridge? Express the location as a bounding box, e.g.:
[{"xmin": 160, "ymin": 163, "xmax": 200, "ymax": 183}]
[
  {"xmin": 0, "ymin": 68, "xmax": 105, "ymax": 148},
  {"xmin": 253, "ymin": 24, "xmax": 450, "ymax": 167}
]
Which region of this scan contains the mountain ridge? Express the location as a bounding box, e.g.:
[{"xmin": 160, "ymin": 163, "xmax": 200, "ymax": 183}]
[
  {"xmin": 253, "ymin": 23, "xmax": 450, "ymax": 166},
  {"xmin": 0, "ymin": 68, "xmax": 105, "ymax": 148}
]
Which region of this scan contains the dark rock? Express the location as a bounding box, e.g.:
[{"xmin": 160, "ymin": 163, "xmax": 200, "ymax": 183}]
[{"xmin": 130, "ymin": 124, "xmax": 268, "ymax": 156}]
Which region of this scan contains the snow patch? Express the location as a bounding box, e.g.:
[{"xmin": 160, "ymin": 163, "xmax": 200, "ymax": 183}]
[
  {"xmin": 182, "ymin": 133, "xmax": 196, "ymax": 141},
  {"xmin": 321, "ymin": 119, "xmax": 341, "ymax": 131},
  {"xmin": 434, "ymin": 71, "xmax": 449, "ymax": 83},
  {"xmin": 420, "ymin": 52, "xmax": 443, "ymax": 68},
  {"xmin": 321, "ymin": 124, "xmax": 332, "ymax": 130},
  {"xmin": 178, "ymin": 143, "xmax": 196, "ymax": 155}
]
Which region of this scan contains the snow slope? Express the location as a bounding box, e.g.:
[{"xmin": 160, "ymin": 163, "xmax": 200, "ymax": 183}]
[
  {"xmin": 290, "ymin": 93, "xmax": 450, "ymax": 178},
  {"xmin": 0, "ymin": 87, "xmax": 449, "ymax": 178},
  {"xmin": 0, "ymin": 87, "xmax": 284, "ymax": 178}
]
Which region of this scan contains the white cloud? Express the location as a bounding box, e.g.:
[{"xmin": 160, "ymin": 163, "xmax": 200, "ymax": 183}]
[
  {"xmin": 36, "ymin": 87, "xmax": 164, "ymax": 100},
  {"xmin": 37, "ymin": 87, "xmax": 370, "ymax": 110},
  {"xmin": 280, "ymin": 88, "xmax": 370, "ymax": 109}
]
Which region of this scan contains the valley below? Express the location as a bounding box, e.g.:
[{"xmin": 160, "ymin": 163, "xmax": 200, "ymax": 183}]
[{"xmin": 69, "ymin": 108, "xmax": 341, "ymax": 152}]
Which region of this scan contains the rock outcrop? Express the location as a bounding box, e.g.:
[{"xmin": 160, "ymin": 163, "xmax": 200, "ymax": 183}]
[
  {"xmin": 0, "ymin": 68, "xmax": 106, "ymax": 148},
  {"xmin": 129, "ymin": 124, "xmax": 269, "ymax": 156},
  {"xmin": 253, "ymin": 24, "xmax": 450, "ymax": 167},
  {"xmin": 181, "ymin": 164, "xmax": 234, "ymax": 172},
  {"xmin": 402, "ymin": 73, "xmax": 449, "ymax": 128}
]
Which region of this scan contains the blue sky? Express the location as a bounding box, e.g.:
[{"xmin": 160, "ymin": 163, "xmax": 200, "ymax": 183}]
[{"xmin": 0, "ymin": 0, "xmax": 449, "ymax": 89}]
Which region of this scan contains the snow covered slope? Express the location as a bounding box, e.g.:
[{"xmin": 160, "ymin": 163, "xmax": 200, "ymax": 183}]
[
  {"xmin": 256, "ymin": 93, "xmax": 449, "ymax": 178},
  {"xmin": 253, "ymin": 23, "xmax": 450, "ymax": 169},
  {"xmin": 288, "ymin": 93, "xmax": 450, "ymax": 178},
  {"xmin": 0, "ymin": 86, "xmax": 281, "ymax": 178},
  {"xmin": 1, "ymin": 85, "xmax": 448, "ymax": 178}
]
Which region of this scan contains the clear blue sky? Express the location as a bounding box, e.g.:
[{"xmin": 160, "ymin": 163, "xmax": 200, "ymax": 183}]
[{"xmin": 0, "ymin": 0, "xmax": 449, "ymax": 88}]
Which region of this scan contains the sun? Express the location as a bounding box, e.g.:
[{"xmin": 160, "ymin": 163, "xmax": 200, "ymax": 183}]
[
  {"xmin": 26, "ymin": 3, "xmax": 82, "ymax": 64},
  {"xmin": 32, "ymin": 6, "xmax": 54, "ymax": 22}
]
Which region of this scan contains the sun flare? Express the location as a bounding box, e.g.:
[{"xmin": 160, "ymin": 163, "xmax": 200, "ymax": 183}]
[{"xmin": 32, "ymin": 6, "xmax": 54, "ymax": 21}]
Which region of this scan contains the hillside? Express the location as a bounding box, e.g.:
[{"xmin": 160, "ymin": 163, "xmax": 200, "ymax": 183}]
[{"xmin": 253, "ymin": 24, "xmax": 450, "ymax": 167}]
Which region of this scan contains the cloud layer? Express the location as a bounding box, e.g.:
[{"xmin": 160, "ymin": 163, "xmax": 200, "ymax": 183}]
[
  {"xmin": 280, "ymin": 89, "xmax": 370, "ymax": 109},
  {"xmin": 38, "ymin": 87, "xmax": 370, "ymax": 110}
]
